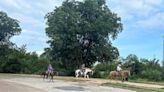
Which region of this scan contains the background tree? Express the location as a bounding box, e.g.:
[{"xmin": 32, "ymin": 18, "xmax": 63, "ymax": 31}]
[
  {"xmin": 0, "ymin": 11, "xmax": 22, "ymax": 72},
  {"xmin": 0, "ymin": 11, "xmax": 49, "ymax": 74},
  {"xmin": 0, "ymin": 11, "xmax": 21, "ymax": 45},
  {"xmin": 123, "ymin": 54, "xmax": 142, "ymax": 77},
  {"xmin": 140, "ymin": 58, "xmax": 162, "ymax": 81},
  {"xmin": 45, "ymin": 0, "xmax": 122, "ymax": 75}
]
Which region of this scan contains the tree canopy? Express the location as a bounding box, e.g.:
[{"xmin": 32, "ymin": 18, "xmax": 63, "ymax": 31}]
[
  {"xmin": 0, "ymin": 11, "xmax": 21, "ymax": 45},
  {"xmin": 0, "ymin": 11, "xmax": 48, "ymax": 74},
  {"xmin": 45, "ymin": 0, "xmax": 123, "ymax": 74}
]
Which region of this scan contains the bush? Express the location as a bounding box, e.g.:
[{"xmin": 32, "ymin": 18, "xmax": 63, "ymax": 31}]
[
  {"xmin": 1, "ymin": 58, "xmax": 22, "ymax": 73},
  {"xmin": 93, "ymin": 63, "xmax": 116, "ymax": 78},
  {"xmin": 141, "ymin": 69, "xmax": 162, "ymax": 81}
]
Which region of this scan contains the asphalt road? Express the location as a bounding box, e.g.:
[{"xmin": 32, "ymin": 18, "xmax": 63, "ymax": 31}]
[
  {"xmin": 1, "ymin": 77, "xmax": 135, "ymax": 92},
  {"xmin": 0, "ymin": 80, "xmax": 45, "ymax": 92}
]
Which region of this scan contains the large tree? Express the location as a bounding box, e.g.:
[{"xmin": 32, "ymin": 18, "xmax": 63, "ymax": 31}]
[
  {"xmin": 0, "ymin": 11, "xmax": 22, "ymax": 73},
  {"xmin": 45, "ymin": 0, "xmax": 123, "ymax": 73},
  {"xmin": 0, "ymin": 11, "xmax": 21, "ymax": 45}
]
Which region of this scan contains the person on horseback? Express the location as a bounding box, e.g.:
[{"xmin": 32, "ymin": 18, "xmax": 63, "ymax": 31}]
[
  {"xmin": 81, "ymin": 64, "xmax": 85, "ymax": 75},
  {"xmin": 47, "ymin": 63, "xmax": 53, "ymax": 76},
  {"xmin": 117, "ymin": 64, "xmax": 122, "ymax": 76}
]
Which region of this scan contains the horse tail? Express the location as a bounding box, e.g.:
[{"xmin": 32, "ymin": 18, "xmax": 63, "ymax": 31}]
[
  {"xmin": 75, "ymin": 70, "xmax": 77, "ymax": 77},
  {"xmin": 108, "ymin": 71, "xmax": 113, "ymax": 79},
  {"xmin": 110, "ymin": 71, "xmax": 113, "ymax": 76}
]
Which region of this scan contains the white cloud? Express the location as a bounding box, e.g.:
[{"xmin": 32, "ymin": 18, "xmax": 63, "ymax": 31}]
[
  {"xmin": 108, "ymin": 0, "xmax": 164, "ymax": 40},
  {"xmin": 0, "ymin": 0, "xmax": 64, "ymax": 28},
  {"xmin": 10, "ymin": 13, "xmax": 44, "ymax": 28},
  {"xmin": 137, "ymin": 12, "xmax": 164, "ymax": 29},
  {"xmin": 109, "ymin": 0, "xmax": 164, "ymax": 21},
  {"xmin": 0, "ymin": 0, "xmax": 64, "ymax": 53},
  {"xmin": 12, "ymin": 29, "xmax": 48, "ymax": 43},
  {"xmin": 36, "ymin": 50, "xmax": 44, "ymax": 56},
  {"xmin": 0, "ymin": 0, "xmax": 21, "ymax": 9},
  {"xmin": 144, "ymin": 0, "xmax": 163, "ymax": 6}
]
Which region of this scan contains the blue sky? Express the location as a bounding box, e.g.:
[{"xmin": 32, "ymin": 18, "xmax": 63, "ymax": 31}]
[{"xmin": 0, "ymin": 0, "xmax": 164, "ymax": 62}]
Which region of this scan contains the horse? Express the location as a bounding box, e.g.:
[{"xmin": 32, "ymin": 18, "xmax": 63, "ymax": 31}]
[
  {"xmin": 75, "ymin": 68, "xmax": 93, "ymax": 78},
  {"xmin": 75, "ymin": 69, "xmax": 83, "ymax": 78},
  {"xmin": 109, "ymin": 69, "xmax": 130, "ymax": 82},
  {"xmin": 40, "ymin": 71, "xmax": 58, "ymax": 82},
  {"xmin": 40, "ymin": 71, "xmax": 48, "ymax": 79}
]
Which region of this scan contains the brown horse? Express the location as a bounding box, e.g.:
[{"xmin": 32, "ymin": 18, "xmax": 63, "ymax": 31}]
[
  {"xmin": 109, "ymin": 69, "xmax": 130, "ymax": 82},
  {"xmin": 40, "ymin": 71, "xmax": 58, "ymax": 82}
]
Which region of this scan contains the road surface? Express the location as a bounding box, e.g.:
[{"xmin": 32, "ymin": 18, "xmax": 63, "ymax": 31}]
[
  {"xmin": 1, "ymin": 77, "xmax": 135, "ymax": 92},
  {"xmin": 0, "ymin": 80, "xmax": 45, "ymax": 92}
]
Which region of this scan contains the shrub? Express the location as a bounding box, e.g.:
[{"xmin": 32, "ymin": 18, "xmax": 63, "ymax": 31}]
[
  {"xmin": 141, "ymin": 69, "xmax": 162, "ymax": 81},
  {"xmin": 93, "ymin": 63, "xmax": 116, "ymax": 78}
]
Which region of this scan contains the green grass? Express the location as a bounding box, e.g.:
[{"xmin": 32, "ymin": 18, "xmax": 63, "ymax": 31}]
[
  {"xmin": 129, "ymin": 78, "xmax": 164, "ymax": 86},
  {"xmin": 102, "ymin": 82, "xmax": 164, "ymax": 92}
]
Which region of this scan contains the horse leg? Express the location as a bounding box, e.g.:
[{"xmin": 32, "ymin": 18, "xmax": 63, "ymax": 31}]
[
  {"xmin": 84, "ymin": 73, "xmax": 87, "ymax": 78},
  {"xmin": 43, "ymin": 74, "xmax": 47, "ymax": 80},
  {"xmin": 52, "ymin": 75, "xmax": 54, "ymax": 82},
  {"xmin": 50, "ymin": 74, "xmax": 53, "ymax": 82},
  {"xmin": 110, "ymin": 74, "xmax": 115, "ymax": 80},
  {"xmin": 87, "ymin": 74, "xmax": 89, "ymax": 78},
  {"xmin": 110, "ymin": 75, "xmax": 113, "ymax": 80},
  {"xmin": 111, "ymin": 74, "xmax": 114, "ymax": 80},
  {"xmin": 75, "ymin": 73, "xmax": 78, "ymax": 78},
  {"xmin": 77, "ymin": 73, "xmax": 79, "ymax": 78},
  {"xmin": 46, "ymin": 74, "xmax": 48, "ymax": 79},
  {"xmin": 51, "ymin": 74, "xmax": 54, "ymax": 82},
  {"xmin": 84, "ymin": 73, "xmax": 86, "ymax": 78},
  {"xmin": 43, "ymin": 74, "xmax": 45, "ymax": 80},
  {"xmin": 48, "ymin": 75, "xmax": 50, "ymax": 82},
  {"xmin": 121, "ymin": 75, "xmax": 124, "ymax": 82}
]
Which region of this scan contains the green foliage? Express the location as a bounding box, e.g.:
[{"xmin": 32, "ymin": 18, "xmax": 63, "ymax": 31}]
[
  {"xmin": 141, "ymin": 69, "xmax": 162, "ymax": 81},
  {"xmin": 93, "ymin": 63, "xmax": 116, "ymax": 78},
  {"xmin": 0, "ymin": 44, "xmax": 49, "ymax": 74},
  {"xmin": 0, "ymin": 11, "xmax": 21, "ymax": 45},
  {"xmin": 45, "ymin": 0, "xmax": 122, "ymax": 75},
  {"xmin": 121, "ymin": 54, "xmax": 163, "ymax": 81},
  {"xmin": 123, "ymin": 54, "xmax": 143, "ymax": 78}
]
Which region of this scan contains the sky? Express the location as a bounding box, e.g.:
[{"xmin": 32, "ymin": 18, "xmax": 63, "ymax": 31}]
[{"xmin": 0, "ymin": 0, "xmax": 164, "ymax": 62}]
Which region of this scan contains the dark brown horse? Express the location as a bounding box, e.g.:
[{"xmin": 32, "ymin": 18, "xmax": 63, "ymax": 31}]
[
  {"xmin": 40, "ymin": 71, "xmax": 48, "ymax": 79},
  {"xmin": 109, "ymin": 69, "xmax": 130, "ymax": 82},
  {"xmin": 40, "ymin": 71, "xmax": 58, "ymax": 82}
]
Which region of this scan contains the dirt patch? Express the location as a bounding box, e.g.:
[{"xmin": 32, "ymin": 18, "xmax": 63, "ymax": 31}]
[{"xmin": 0, "ymin": 80, "xmax": 45, "ymax": 92}]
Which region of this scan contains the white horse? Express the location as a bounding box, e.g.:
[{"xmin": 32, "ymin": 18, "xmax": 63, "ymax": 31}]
[{"xmin": 75, "ymin": 68, "xmax": 93, "ymax": 78}]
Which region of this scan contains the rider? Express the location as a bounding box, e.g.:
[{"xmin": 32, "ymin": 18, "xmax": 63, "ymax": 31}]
[
  {"xmin": 47, "ymin": 63, "xmax": 53, "ymax": 76},
  {"xmin": 116, "ymin": 64, "xmax": 122, "ymax": 75},
  {"xmin": 81, "ymin": 64, "xmax": 85, "ymax": 74}
]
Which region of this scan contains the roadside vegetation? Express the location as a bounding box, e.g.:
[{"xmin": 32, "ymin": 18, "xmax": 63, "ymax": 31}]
[{"xmin": 102, "ymin": 82, "xmax": 164, "ymax": 92}]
